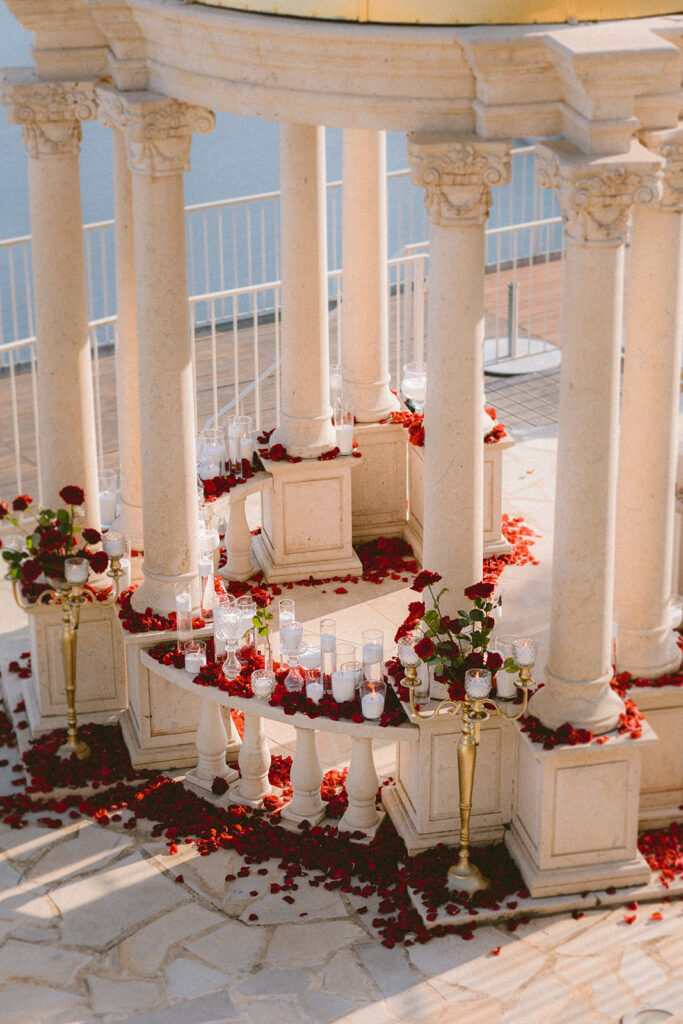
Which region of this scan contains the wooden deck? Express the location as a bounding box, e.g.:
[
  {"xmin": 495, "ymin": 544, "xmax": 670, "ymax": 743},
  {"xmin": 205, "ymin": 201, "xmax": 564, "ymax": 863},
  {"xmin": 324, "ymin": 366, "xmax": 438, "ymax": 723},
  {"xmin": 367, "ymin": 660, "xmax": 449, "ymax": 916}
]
[{"xmin": 0, "ymin": 256, "xmax": 563, "ymax": 503}]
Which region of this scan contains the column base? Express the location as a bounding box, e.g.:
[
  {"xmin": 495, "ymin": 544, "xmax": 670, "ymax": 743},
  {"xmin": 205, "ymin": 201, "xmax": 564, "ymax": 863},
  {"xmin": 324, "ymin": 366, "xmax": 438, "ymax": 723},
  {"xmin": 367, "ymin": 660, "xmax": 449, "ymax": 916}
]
[
  {"xmin": 253, "ymin": 457, "xmax": 362, "ymax": 583},
  {"xmin": 343, "ymin": 380, "xmax": 400, "ymax": 424},
  {"xmin": 351, "ymin": 421, "xmax": 408, "ymax": 543},
  {"xmin": 337, "ymin": 809, "xmax": 386, "ymax": 841},
  {"xmin": 529, "ymin": 670, "xmax": 624, "ymax": 734},
  {"xmin": 271, "ymin": 413, "xmax": 336, "ymax": 460},
  {"xmin": 227, "ymin": 778, "xmax": 273, "ymax": 810},
  {"xmin": 506, "ymin": 722, "xmax": 657, "ymax": 898},
  {"xmin": 616, "ymin": 623, "xmax": 682, "ymax": 679},
  {"xmin": 184, "ymin": 763, "xmax": 239, "ymax": 798},
  {"xmin": 131, "ymin": 566, "xmax": 199, "ymax": 616},
  {"xmin": 279, "ymin": 801, "xmax": 327, "ymax": 828}
]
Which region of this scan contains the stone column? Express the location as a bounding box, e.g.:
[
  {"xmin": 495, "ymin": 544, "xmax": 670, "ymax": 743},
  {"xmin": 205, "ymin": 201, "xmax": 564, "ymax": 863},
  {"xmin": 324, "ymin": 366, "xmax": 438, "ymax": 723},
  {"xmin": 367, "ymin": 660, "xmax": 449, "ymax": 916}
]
[
  {"xmin": 530, "ymin": 141, "xmax": 663, "ymax": 733},
  {"xmin": 408, "ymin": 134, "xmax": 511, "ymax": 617},
  {"xmin": 1, "ymin": 69, "xmax": 100, "ymax": 525},
  {"xmin": 341, "ymin": 129, "xmax": 399, "ymax": 422},
  {"xmin": 110, "ymin": 125, "xmax": 144, "ymax": 556},
  {"xmin": 96, "ymin": 87, "xmax": 214, "ymax": 613},
  {"xmin": 614, "ymin": 127, "xmax": 683, "ymax": 679},
  {"xmin": 273, "ymin": 123, "xmax": 336, "ymax": 458}
]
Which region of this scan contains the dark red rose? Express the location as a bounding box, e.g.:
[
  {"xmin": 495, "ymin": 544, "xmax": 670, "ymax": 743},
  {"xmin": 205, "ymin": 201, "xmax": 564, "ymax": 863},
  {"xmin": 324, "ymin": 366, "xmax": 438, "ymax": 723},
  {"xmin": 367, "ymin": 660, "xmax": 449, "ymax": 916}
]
[
  {"xmin": 467, "ymin": 651, "xmax": 485, "ymax": 668},
  {"xmin": 82, "ymin": 527, "xmax": 101, "ymax": 545},
  {"xmin": 408, "ymin": 601, "xmax": 426, "ymax": 618},
  {"xmin": 411, "ymin": 570, "xmax": 442, "ymax": 593},
  {"xmin": 89, "ymin": 550, "xmax": 109, "ymax": 574},
  {"xmin": 251, "ymin": 587, "xmax": 271, "ymax": 609},
  {"xmin": 12, "ymin": 495, "xmax": 32, "ymax": 512},
  {"xmin": 59, "ymin": 485, "xmax": 85, "ymax": 506},
  {"xmin": 39, "ymin": 527, "xmax": 63, "ymax": 552},
  {"xmin": 487, "ymin": 651, "xmax": 503, "ymax": 671},
  {"xmin": 0, "ymin": 501, "xmax": 10, "ymax": 519},
  {"xmin": 203, "ymin": 479, "xmax": 217, "ymax": 496},
  {"xmin": 21, "ymin": 559, "xmax": 41, "ymax": 582},
  {"xmin": 415, "ymin": 637, "xmax": 435, "ymax": 660},
  {"xmin": 464, "ymin": 581, "xmax": 495, "ymax": 600}
]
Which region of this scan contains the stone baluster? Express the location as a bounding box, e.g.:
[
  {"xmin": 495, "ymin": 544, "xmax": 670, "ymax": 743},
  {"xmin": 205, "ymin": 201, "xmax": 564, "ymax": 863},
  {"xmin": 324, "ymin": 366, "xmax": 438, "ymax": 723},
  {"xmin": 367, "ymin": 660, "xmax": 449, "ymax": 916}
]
[
  {"xmin": 96, "ymin": 86, "xmax": 214, "ymax": 613},
  {"xmin": 338, "ymin": 735, "xmax": 385, "ymax": 838},
  {"xmin": 614, "ymin": 126, "xmax": 683, "ymax": 679},
  {"xmin": 110, "ymin": 125, "xmax": 144, "ymax": 560},
  {"xmin": 185, "ymin": 698, "xmax": 239, "ymax": 796},
  {"xmin": 341, "ymin": 129, "xmax": 399, "ymax": 422},
  {"xmin": 272, "ymin": 123, "xmax": 336, "ymax": 458},
  {"xmin": 228, "ymin": 713, "xmax": 272, "ymax": 808},
  {"xmin": 529, "ymin": 140, "xmax": 663, "ymax": 733},
  {"xmin": 1, "ymin": 69, "xmax": 100, "ymax": 526},
  {"xmin": 280, "ymin": 727, "xmax": 326, "ymax": 826},
  {"xmin": 220, "ymin": 495, "xmax": 254, "ymax": 581},
  {"xmin": 408, "ymin": 134, "xmax": 511, "ymax": 617}
]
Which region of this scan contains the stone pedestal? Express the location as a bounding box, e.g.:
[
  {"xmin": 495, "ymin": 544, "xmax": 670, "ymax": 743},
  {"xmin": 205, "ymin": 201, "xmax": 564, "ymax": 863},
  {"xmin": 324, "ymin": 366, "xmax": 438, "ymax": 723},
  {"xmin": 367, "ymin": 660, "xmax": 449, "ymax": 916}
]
[
  {"xmin": 120, "ymin": 628, "xmax": 240, "ymax": 770},
  {"xmin": 23, "ymin": 600, "xmax": 126, "ymax": 736},
  {"xmin": 351, "ymin": 421, "xmax": 407, "ymax": 543},
  {"xmin": 404, "ymin": 437, "xmax": 513, "ymax": 564},
  {"xmin": 505, "ymin": 724, "xmax": 657, "ymax": 898},
  {"xmin": 634, "ymin": 684, "xmax": 683, "ymax": 829},
  {"xmin": 252, "ymin": 456, "xmax": 362, "ymax": 582},
  {"xmin": 382, "ymin": 711, "xmax": 514, "ymax": 855}
]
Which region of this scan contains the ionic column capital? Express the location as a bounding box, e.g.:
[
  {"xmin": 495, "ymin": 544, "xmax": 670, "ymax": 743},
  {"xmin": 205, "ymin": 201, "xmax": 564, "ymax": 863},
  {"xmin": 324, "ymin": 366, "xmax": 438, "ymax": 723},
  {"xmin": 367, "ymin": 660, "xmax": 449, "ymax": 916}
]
[
  {"xmin": 640, "ymin": 125, "xmax": 683, "ymax": 212},
  {"xmin": 407, "ymin": 133, "xmax": 512, "ymax": 227},
  {"xmin": 1, "ymin": 68, "xmax": 96, "ymax": 158},
  {"xmin": 536, "ymin": 140, "xmax": 663, "ymax": 247},
  {"xmin": 96, "ymin": 85, "xmax": 214, "ymax": 176}
]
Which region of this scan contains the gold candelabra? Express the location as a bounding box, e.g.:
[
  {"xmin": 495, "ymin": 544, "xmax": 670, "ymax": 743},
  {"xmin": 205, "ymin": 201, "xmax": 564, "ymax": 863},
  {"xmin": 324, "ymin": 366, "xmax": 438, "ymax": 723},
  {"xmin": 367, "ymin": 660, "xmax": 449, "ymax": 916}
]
[
  {"xmin": 9, "ymin": 536, "xmax": 127, "ymax": 760},
  {"xmin": 401, "ymin": 643, "xmax": 536, "ymax": 893}
]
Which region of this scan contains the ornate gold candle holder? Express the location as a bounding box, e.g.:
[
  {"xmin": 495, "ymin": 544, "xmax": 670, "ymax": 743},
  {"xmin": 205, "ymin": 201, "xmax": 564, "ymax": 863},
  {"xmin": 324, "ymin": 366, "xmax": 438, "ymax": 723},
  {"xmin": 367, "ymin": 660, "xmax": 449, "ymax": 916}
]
[{"xmin": 400, "ymin": 637, "xmax": 536, "ymax": 893}]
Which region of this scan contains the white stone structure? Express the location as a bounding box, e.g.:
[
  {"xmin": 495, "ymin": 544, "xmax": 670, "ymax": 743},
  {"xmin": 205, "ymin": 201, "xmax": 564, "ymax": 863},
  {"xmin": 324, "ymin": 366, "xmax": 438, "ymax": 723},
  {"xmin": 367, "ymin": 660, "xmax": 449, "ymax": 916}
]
[{"xmin": 3, "ymin": 0, "xmax": 683, "ymax": 899}]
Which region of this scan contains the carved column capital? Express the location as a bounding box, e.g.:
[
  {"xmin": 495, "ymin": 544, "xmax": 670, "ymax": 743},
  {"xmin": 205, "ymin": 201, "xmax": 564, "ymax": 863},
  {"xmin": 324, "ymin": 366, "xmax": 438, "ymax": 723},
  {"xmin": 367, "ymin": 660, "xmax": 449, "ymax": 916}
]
[
  {"xmin": 536, "ymin": 140, "xmax": 663, "ymax": 247},
  {"xmin": 1, "ymin": 69, "xmax": 97, "ymax": 158},
  {"xmin": 407, "ymin": 133, "xmax": 512, "ymax": 227},
  {"xmin": 640, "ymin": 126, "xmax": 683, "ymax": 213},
  {"xmin": 96, "ymin": 85, "xmax": 215, "ymax": 176}
]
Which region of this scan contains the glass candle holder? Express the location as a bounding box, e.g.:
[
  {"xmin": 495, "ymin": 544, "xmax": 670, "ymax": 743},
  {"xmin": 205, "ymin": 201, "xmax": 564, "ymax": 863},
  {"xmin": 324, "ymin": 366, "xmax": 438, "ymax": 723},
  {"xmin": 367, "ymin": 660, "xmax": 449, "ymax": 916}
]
[
  {"xmin": 102, "ymin": 531, "xmax": 126, "ymax": 559},
  {"xmin": 493, "ymin": 634, "xmax": 517, "ymax": 699},
  {"xmin": 213, "ymin": 595, "xmax": 235, "ymax": 660},
  {"xmin": 98, "ymin": 469, "xmax": 118, "ymax": 529},
  {"xmin": 465, "ymin": 668, "xmax": 492, "ymax": 700},
  {"xmin": 402, "ymin": 360, "xmax": 427, "ymax": 414},
  {"xmin": 513, "ymin": 637, "xmax": 537, "ymax": 668},
  {"xmin": 341, "ymin": 660, "xmax": 363, "ymax": 694},
  {"xmin": 236, "ymin": 597, "xmax": 257, "ymax": 650},
  {"xmin": 175, "ymin": 589, "xmax": 193, "ymax": 651},
  {"xmin": 362, "ymin": 628, "xmax": 384, "ymax": 684},
  {"xmin": 280, "ymin": 620, "xmax": 303, "ymax": 663},
  {"xmin": 334, "ymin": 406, "xmax": 354, "ymax": 455},
  {"xmin": 298, "ymin": 636, "xmax": 321, "ymax": 671},
  {"xmin": 198, "ymin": 554, "xmax": 216, "ymax": 620},
  {"xmin": 198, "ymin": 428, "xmax": 226, "ymax": 480},
  {"xmin": 320, "ymin": 618, "xmax": 336, "ymax": 676},
  {"xmin": 361, "ymin": 678, "xmax": 386, "ymax": 720},
  {"xmin": 235, "ymin": 414, "xmax": 254, "ymax": 475},
  {"xmin": 397, "ymin": 635, "xmax": 420, "ymax": 668},
  {"xmin": 65, "ymin": 556, "xmax": 89, "ymax": 585},
  {"xmin": 305, "ymin": 667, "xmax": 324, "ymax": 704},
  {"xmin": 184, "ymin": 640, "xmax": 207, "ymax": 675},
  {"xmin": 227, "ymin": 414, "xmax": 241, "ymax": 473},
  {"xmin": 329, "ymin": 363, "xmax": 343, "ymax": 405},
  {"xmin": 331, "ymin": 666, "xmax": 356, "ymax": 703},
  {"xmin": 251, "ymin": 668, "xmax": 276, "ymax": 701},
  {"xmin": 279, "ymin": 598, "xmax": 295, "ymax": 627}
]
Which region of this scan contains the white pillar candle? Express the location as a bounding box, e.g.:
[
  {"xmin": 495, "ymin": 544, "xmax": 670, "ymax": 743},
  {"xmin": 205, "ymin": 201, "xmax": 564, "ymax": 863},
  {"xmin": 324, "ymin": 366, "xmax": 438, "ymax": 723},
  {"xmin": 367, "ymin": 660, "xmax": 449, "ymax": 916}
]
[
  {"xmin": 176, "ymin": 591, "xmax": 193, "ymax": 647},
  {"xmin": 298, "ymin": 647, "xmax": 321, "ymax": 670},
  {"xmin": 331, "ymin": 669, "xmax": 355, "ymax": 703},
  {"xmin": 99, "ymin": 489, "xmax": 117, "ymax": 526},
  {"xmin": 335, "ymin": 423, "xmax": 354, "ymax": 455},
  {"xmin": 240, "ymin": 436, "xmax": 254, "ymax": 466},
  {"xmin": 362, "ymin": 641, "xmax": 383, "ymax": 682},
  {"xmin": 306, "ymin": 680, "xmax": 324, "ymax": 704},
  {"xmin": 184, "ymin": 650, "xmax": 206, "ymax": 673},
  {"xmin": 495, "ymin": 670, "xmax": 517, "ymax": 700},
  {"xmin": 228, "ymin": 424, "xmax": 240, "ymax": 467},
  {"xmin": 361, "ymin": 688, "xmax": 385, "ymax": 719}
]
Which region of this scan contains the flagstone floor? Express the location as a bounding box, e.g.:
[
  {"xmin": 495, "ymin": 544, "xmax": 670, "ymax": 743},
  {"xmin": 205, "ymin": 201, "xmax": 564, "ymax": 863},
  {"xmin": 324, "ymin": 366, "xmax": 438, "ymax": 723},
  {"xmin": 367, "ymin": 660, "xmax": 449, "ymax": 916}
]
[{"xmin": 1, "ymin": 426, "xmax": 682, "ymax": 1023}]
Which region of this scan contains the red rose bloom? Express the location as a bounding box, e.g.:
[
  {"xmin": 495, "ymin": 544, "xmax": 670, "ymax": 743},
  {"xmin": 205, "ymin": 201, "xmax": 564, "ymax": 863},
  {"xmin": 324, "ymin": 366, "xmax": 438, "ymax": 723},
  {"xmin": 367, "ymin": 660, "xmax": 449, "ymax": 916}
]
[
  {"xmin": 487, "ymin": 651, "xmax": 503, "ymax": 671},
  {"xmin": 415, "ymin": 637, "xmax": 435, "ymax": 659},
  {"xmin": 59, "ymin": 485, "xmax": 85, "ymax": 506},
  {"xmin": 89, "ymin": 550, "xmax": 109, "ymax": 574},
  {"xmin": 21, "ymin": 559, "xmax": 42, "ymax": 582},
  {"xmin": 0, "ymin": 501, "xmax": 9, "ymax": 519},
  {"xmin": 411, "ymin": 570, "xmax": 442, "ymax": 593},
  {"xmin": 251, "ymin": 588, "xmax": 271, "ymax": 609},
  {"xmin": 464, "ymin": 581, "xmax": 495, "ymax": 600},
  {"xmin": 12, "ymin": 495, "xmax": 32, "ymax": 512},
  {"xmin": 39, "ymin": 527, "xmax": 63, "ymax": 552},
  {"xmin": 82, "ymin": 527, "xmax": 101, "ymax": 545}
]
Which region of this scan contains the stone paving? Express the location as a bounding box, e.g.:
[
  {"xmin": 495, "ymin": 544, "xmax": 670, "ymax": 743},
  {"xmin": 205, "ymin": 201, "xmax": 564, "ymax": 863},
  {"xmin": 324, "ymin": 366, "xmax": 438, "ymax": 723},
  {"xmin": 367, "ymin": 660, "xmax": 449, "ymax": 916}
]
[{"xmin": 0, "ymin": 430, "xmax": 682, "ymax": 1023}]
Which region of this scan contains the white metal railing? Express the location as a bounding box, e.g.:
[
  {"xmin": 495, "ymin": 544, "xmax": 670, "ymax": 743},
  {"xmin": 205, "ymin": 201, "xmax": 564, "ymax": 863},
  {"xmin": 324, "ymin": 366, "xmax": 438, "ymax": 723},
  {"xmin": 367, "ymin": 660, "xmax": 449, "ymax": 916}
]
[{"xmin": 0, "ymin": 145, "xmax": 562, "ymax": 500}]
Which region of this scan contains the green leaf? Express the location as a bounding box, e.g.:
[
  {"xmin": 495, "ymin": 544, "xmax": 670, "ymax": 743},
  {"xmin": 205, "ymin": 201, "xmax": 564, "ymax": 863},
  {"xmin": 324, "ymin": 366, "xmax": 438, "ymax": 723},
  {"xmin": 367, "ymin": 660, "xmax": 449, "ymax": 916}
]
[
  {"xmin": 56, "ymin": 509, "xmax": 70, "ymax": 524},
  {"xmin": 470, "ymin": 609, "xmax": 485, "ymax": 622},
  {"xmin": 423, "ymin": 609, "xmax": 440, "ymax": 627}
]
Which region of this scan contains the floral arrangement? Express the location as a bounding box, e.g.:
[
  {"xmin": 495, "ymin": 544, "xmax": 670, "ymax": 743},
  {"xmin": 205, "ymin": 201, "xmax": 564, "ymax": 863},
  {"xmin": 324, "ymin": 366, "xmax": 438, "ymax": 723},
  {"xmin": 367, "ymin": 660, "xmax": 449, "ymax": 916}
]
[
  {"xmin": 0, "ymin": 486, "xmax": 108, "ymax": 599},
  {"xmin": 405, "ymin": 571, "xmax": 511, "ymax": 701}
]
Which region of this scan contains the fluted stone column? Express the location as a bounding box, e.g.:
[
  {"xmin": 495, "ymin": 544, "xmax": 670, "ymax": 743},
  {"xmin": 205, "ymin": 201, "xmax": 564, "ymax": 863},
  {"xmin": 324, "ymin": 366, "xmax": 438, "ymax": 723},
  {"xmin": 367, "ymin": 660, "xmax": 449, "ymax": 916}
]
[
  {"xmin": 273, "ymin": 123, "xmax": 335, "ymax": 458},
  {"xmin": 341, "ymin": 129, "xmax": 399, "ymax": 422},
  {"xmin": 1, "ymin": 69, "xmax": 100, "ymax": 526},
  {"xmin": 614, "ymin": 127, "xmax": 683, "ymax": 679},
  {"xmin": 530, "ymin": 141, "xmax": 663, "ymax": 733},
  {"xmin": 408, "ymin": 134, "xmax": 511, "ymax": 617},
  {"xmin": 97, "ymin": 87, "xmax": 214, "ymax": 613},
  {"xmin": 109, "ymin": 125, "xmax": 144, "ymax": 558}
]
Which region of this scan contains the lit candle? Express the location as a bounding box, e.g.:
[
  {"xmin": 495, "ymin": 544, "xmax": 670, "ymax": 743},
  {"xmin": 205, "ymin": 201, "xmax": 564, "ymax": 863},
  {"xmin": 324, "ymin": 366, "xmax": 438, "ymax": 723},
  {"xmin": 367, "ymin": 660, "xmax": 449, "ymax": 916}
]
[
  {"xmin": 335, "ymin": 423, "xmax": 354, "ymax": 455},
  {"xmin": 176, "ymin": 591, "xmax": 193, "ymax": 649},
  {"xmin": 184, "ymin": 642, "xmax": 207, "ymax": 674},
  {"xmin": 65, "ymin": 557, "xmax": 89, "ymax": 585},
  {"xmin": 298, "ymin": 646, "xmax": 321, "ymax": 670},
  {"xmin": 102, "ymin": 531, "xmax": 126, "ymax": 559},
  {"xmin": 513, "ymin": 638, "xmax": 537, "ymax": 668},
  {"xmin": 228, "ymin": 422, "xmax": 240, "ymax": 468},
  {"xmin": 251, "ymin": 668, "xmax": 275, "ymax": 701},
  {"xmin": 361, "ymin": 684, "xmax": 385, "ymax": 720},
  {"xmin": 331, "ymin": 669, "xmax": 355, "ymax": 703},
  {"xmin": 306, "ymin": 678, "xmax": 324, "ymax": 704}
]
